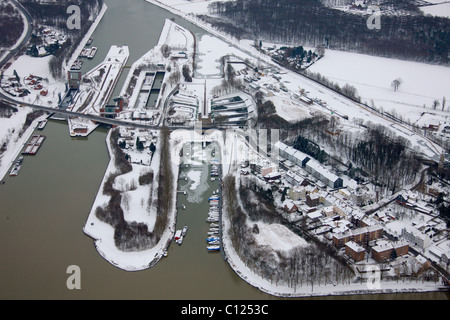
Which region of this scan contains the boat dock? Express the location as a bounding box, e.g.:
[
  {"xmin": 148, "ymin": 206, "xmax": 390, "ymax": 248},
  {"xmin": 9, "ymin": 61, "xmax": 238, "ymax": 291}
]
[{"xmin": 22, "ymin": 135, "xmax": 46, "ymax": 155}]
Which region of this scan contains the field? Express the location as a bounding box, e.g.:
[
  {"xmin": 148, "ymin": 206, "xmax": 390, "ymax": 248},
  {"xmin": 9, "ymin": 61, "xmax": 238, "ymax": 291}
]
[{"xmin": 307, "ymin": 48, "xmax": 450, "ymax": 128}]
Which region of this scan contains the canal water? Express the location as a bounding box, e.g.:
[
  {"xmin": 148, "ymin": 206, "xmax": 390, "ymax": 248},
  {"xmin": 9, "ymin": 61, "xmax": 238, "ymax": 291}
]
[{"xmin": 0, "ymin": 0, "xmax": 448, "ymax": 300}]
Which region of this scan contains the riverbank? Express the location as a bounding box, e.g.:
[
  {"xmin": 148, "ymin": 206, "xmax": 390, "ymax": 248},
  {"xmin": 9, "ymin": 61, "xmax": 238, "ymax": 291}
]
[{"xmin": 0, "ymin": 107, "xmax": 47, "ymax": 181}]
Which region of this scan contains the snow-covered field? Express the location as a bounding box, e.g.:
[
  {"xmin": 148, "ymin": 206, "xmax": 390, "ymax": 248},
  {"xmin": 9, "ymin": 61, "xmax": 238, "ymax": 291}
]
[
  {"xmin": 1, "ymin": 55, "xmax": 65, "ymax": 107},
  {"xmin": 420, "ymin": 0, "xmax": 450, "ymax": 18},
  {"xmin": 307, "ymin": 48, "xmax": 450, "ymax": 126}
]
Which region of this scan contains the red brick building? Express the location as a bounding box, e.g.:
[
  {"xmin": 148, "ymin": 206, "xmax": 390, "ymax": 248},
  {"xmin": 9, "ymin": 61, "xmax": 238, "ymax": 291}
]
[{"xmin": 345, "ymin": 241, "xmax": 365, "ymax": 262}]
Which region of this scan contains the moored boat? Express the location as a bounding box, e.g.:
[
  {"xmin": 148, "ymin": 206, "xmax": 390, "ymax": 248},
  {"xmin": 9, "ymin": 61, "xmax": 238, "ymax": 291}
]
[
  {"xmin": 182, "ymin": 225, "xmax": 188, "ymax": 236},
  {"xmin": 37, "ymin": 119, "xmax": 48, "ymax": 130},
  {"xmin": 87, "ymin": 47, "xmax": 97, "ymax": 59},
  {"xmin": 207, "ymin": 245, "xmax": 220, "ymax": 251}
]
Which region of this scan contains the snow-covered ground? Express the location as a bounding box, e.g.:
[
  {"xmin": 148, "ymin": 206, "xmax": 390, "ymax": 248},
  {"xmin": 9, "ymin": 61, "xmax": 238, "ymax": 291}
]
[
  {"xmin": 307, "ymin": 48, "xmax": 450, "ymax": 125},
  {"xmin": 420, "ymin": 0, "xmax": 450, "ymax": 18},
  {"xmin": 1, "ymin": 55, "xmax": 66, "ymax": 107}
]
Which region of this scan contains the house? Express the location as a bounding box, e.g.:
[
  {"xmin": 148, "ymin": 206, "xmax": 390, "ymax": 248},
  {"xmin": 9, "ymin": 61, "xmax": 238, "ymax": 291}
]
[
  {"xmin": 282, "ymin": 200, "xmax": 298, "ymax": 213},
  {"xmin": 285, "ymin": 171, "xmax": 307, "ymax": 187},
  {"xmin": 345, "ymin": 241, "xmax": 365, "ymax": 262},
  {"xmin": 306, "ymin": 193, "xmax": 320, "ymax": 207}
]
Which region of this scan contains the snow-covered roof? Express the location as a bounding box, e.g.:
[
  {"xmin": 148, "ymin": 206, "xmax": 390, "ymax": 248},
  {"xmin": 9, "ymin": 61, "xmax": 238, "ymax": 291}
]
[{"xmin": 346, "ymin": 241, "xmax": 365, "ymax": 252}]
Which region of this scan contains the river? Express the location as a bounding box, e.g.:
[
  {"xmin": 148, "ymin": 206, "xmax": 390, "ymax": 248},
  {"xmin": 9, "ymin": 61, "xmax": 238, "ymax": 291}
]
[{"xmin": 0, "ymin": 0, "xmax": 448, "ymax": 300}]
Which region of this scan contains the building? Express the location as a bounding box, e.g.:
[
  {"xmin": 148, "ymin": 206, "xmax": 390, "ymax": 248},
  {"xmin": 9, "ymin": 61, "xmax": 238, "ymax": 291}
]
[
  {"xmin": 282, "ymin": 200, "xmax": 298, "ymax": 213},
  {"xmin": 392, "ymin": 240, "xmax": 409, "ymax": 257},
  {"xmin": 100, "ymin": 97, "xmax": 124, "ymax": 118},
  {"xmin": 285, "ymin": 171, "xmax": 307, "ymax": 187},
  {"xmin": 275, "ymin": 141, "xmax": 310, "ymax": 168},
  {"xmin": 289, "ymin": 185, "xmax": 317, "ymax": 201},
  {"xmin": 305, "ymin": 159, "xmax": 343, "ymax": 189},
  {"xmin": 371, "ymin": 239, "xmax": 409, "ymax": 262},
  {"xmin": 371, "ymin": 240, "xmax": 393, "ymax": 262},
  {"xmin": 68, "ymin": 70, "xmax": 81, "ymax": 90},
  {"xmin": 332, "ymin": 225, "xmax": 383, "ymax": 248},
  {"xmin": 306, "ymin": 193, "xmax": 320, "ymax": 207},
  {"xmin": 401, "ymin": 226, "xmax": 431, "ymax": 251},
  {"xmin": 345, "ymin": 241, "xmax": 365, "ymax": 262}
]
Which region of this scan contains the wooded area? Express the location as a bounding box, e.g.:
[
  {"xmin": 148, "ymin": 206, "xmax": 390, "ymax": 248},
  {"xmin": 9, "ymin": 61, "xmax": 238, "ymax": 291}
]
[
  {"xmin": 208, "ymin": 0, "xmax": 450, "ymax": 65},
  {"xmin": 0, "ymin": 2, "xmax": 24, "ymax": 49}
]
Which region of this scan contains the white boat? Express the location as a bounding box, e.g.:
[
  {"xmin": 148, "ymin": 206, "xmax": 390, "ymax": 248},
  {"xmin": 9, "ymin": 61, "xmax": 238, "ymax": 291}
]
[
  {"xmin": 207, "ymin": 231, "xmax": 219, "ymax": 236},
  {"xmin": 208, "ymin": 240, "xmax": 220, "ymax": 245},
  {"xmin": 176, "ymin": 235, "xmax": 183, "ymax": 245},
  {"xmin": 37, "ymin": 119, "xmax": 47, "ymax": 130},
  {"xmin": 210, "ymin": 223, "xmax": 219, "ymax": 228},
  {"xmin": 9, "ymin": 164, "xmax": 20, "ymax": 176},
  {"xmin": 174, "ymin": 230, "xmax": 182, "ymax": 241},
  {"xmin": 87, "ymin": 47, "xmax": 97, "ymax": 59},
  {"xmin": 209, "ymin": 228, "xmax": 219, "ymax": 232},
  {"xmin": 207, "ymin": 245, "xmax": 220, "ymax": 251},
  {"xmin": 206, "ymin": 217, "xmax": 219, "ymax": 223},
  {"xmin": 182, "ymin": 225, "xmax": 188, "ymax": 236}
]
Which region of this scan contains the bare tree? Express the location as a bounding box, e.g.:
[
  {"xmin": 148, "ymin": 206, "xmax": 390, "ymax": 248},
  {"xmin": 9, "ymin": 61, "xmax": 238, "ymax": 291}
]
[
  {"xmin": 391, "ymin": 78, "xmax": 402, "ymax": 91},
  {"xmin": 432, "ymin": 99, "xmax": 440, "ymax": 110}
]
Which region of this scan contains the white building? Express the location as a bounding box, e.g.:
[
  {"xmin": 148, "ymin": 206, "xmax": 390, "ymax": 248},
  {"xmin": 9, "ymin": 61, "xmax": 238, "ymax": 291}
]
[
  {"xmin": 401, "ymin": 226, "xmax": 431, "ymax": 251},
  {"xmin": 305, "ymin": 159, "xmax": 343, "ymax": 189}
]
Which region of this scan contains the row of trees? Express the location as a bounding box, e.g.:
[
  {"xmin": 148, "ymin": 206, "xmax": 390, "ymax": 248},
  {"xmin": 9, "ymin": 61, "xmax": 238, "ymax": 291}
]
[
  {"xmin": 290, "ymin": 115, "xmax": 422, "ymax": 194},
  {"xmin": 208, "ymin": 0, "xmax": 450, "ymax": 65}
]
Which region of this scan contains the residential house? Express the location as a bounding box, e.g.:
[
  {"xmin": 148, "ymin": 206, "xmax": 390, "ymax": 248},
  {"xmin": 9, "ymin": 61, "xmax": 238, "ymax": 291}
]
[{"xmin": 282, "ymin": 199, "xmax": 298, "ymax": 213}]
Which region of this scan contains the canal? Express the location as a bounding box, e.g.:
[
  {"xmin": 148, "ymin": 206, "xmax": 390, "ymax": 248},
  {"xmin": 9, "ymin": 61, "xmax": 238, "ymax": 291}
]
[{"xmin": 0, "ymin": 0, "xmax": 448, "ymax": 300}]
